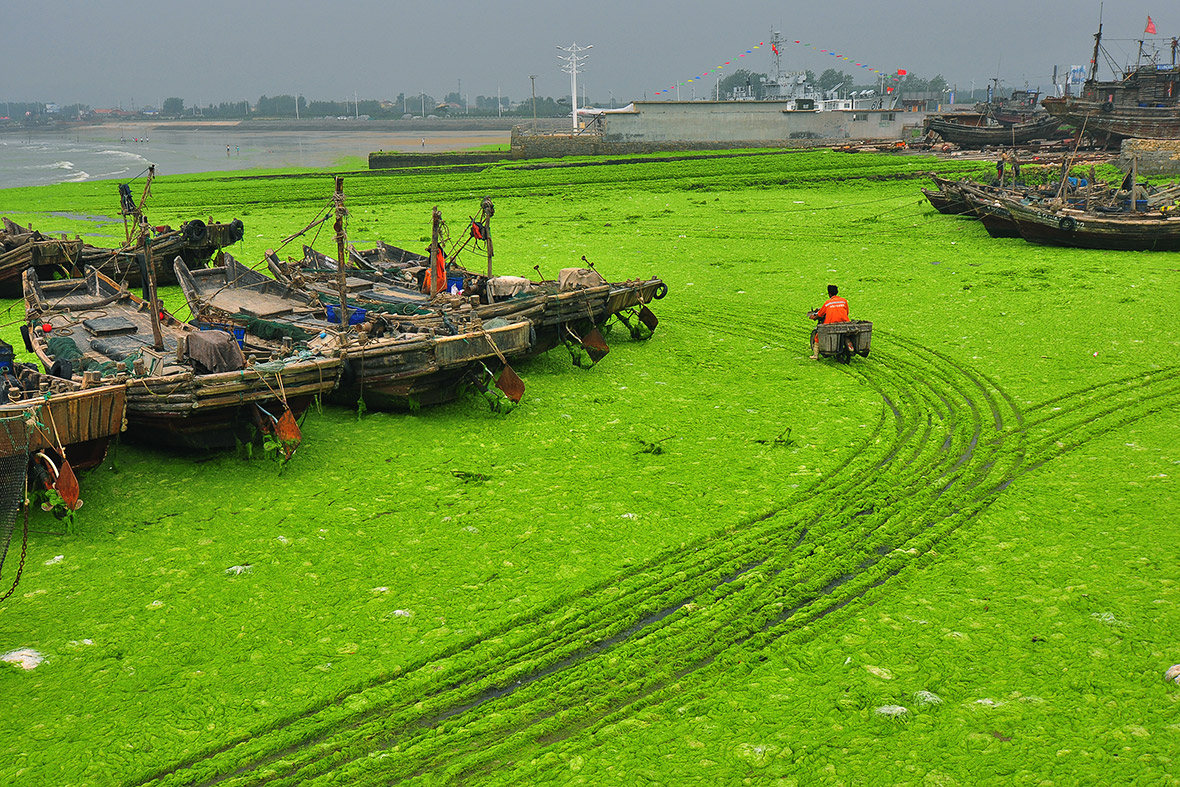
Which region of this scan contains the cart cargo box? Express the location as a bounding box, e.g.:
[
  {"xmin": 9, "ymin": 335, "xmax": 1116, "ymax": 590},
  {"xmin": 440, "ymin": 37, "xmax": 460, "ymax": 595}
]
[{"xmin": 817, "ymin": 320, "xmax": 872, "ymax": 357}]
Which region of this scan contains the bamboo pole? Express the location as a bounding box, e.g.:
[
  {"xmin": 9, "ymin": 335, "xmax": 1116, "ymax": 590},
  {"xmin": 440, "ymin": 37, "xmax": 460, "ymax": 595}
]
[
  {"xmin": 334, "ymin": 177, "xmax": 350, "ymax": 331},
  {"xmin": 141, "ymin": 216, "xmax": 165, "ymax": 351},
  {"xmin": 430, "ymin": 207, "xmax": 442, "ymax": 296},
  {"xmin": 482, "ymin": 196, "xmax": 495, "ymax": 278}
]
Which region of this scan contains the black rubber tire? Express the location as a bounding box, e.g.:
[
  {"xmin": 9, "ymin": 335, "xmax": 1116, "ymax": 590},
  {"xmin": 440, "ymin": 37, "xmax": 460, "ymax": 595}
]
[
  {"xmin": 1100, "ymin": 101, "xmax": 1114, "ymax": 113},
  {"xmin": 228, "ymin": 218, "xmax": 245, "ymax": 243},
  {"xmin": 1058, "ymin": 216, "xmax": 1078, "ymax": 232},
  {"xmin": 49, "ymin": 359, "xmax": 73, "ymax": 380},
  {"xmin": 653, "ymin": 282, "xmax": 669, "ymax": 300},
  {"xmin": 340, "ymin": 357, "xmax": 356, "ymax": 386},
  {"xmin": 182, "ymin": 219, "xmax": 208, "ymax": 245},
  {"xmin": 19, "ymin": 324, "xmax": 33, "ymax": 353}
]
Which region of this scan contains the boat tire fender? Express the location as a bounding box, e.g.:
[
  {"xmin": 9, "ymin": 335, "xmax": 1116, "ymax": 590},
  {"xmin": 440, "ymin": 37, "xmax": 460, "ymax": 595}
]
[
  {"xmin": 182, "ymin": 219, "xmax": 208, "ymax": 245},
  {"xmin": 49, "ymin": 359, "xmax": 73, "ymax": 381},
  {"xmin": 653, "ymin": 282, "xmax": 668, "ymax": 300},
  {"xmin": 19, "ymin": 324, "xmax": 34, "ymax": 353},
  {"xmin": 1058, "ymin": 216, "xmax": 1078, "ymax": 232},
  {"xmin": 340, "ymin": 357, "xmax": 356, "ymax": 386},
  {"xmin": 1100, "ymin": 101, "xmax": 1114, "ymax": 113}
]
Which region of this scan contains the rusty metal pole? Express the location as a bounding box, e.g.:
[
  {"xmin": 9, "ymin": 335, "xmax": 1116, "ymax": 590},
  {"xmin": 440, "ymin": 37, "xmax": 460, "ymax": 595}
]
[
  {"xmin": 429, "ymin": 206, "xmax": 442, "ymax": 296},
  {"xmin": 141, "ymin": 216, "xmax": 164, "ymax": 351},
  {"xmin": 333, "ymin": 177, "xmax": 349, "ymax": 330},
  {"xmin": 482, "ymin": 197, "xmax": 494, "ymax": 278}
]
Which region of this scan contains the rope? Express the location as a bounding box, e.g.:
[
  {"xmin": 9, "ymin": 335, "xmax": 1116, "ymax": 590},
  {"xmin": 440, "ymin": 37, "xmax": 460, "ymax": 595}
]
[{"xmin": 277, "ymin": 201, "xmax": 335, "ymax": 251}]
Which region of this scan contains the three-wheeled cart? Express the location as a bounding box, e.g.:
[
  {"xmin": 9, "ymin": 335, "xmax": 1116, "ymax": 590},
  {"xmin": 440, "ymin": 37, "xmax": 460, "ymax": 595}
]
[{"xmin": 814, "ymin": 320, "xmax": 873, "ymax": 363}]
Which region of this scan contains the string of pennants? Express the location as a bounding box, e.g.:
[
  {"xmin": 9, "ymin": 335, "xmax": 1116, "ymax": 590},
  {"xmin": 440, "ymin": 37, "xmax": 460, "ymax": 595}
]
[{"xmin": 653, "ymin": 38, "xmax": 907, "ymax": 96}]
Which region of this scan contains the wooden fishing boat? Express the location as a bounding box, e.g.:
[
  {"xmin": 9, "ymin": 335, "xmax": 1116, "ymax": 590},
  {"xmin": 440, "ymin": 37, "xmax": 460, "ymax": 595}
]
[
  {"xmin": 0, "ymin": 216, "xmax": 244, "ymax": 295},
  {"xmin": 281, "ymin": 239, "xmax": 668, "ymax": 359},
  {"xmin": 23, "ymin": 267, "xmax": 341, "ymax": 450},
  {"xmin": 1000, "ymin": 196, "xmax": 1180, "ymax": 250},
  {"xmin": 925, "ymin": 113, "xmax": 1061, "ymax": 147},
  {"xmin": 1042, "ymin": 25, "xmax": 1180, "ymax": 145},
  {"xmin": 975, "ymin": 85, "xmax": 1046, "ymax": 125},
  {"xmin": 956, "ymin": 182, "xmax": 1022, "ymax": 237},
  {"xmin": 0, "ymin": 368, "xmax": 127, "ymax": 470},
  {"xmin": 922, "ymin": 176, "xmax": 975, "ymax": 216},
  {"xmin": 176, "ymin": 255, "xmax": 533, "ymax": 410}
]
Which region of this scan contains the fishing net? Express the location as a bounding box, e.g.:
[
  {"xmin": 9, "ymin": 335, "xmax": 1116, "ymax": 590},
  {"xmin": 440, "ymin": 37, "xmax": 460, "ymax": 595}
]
[
  {"xmin": 236, "ymin": 313, "xmax": 314, "ymax": 343},
  {"xmin": 316, "ymin": 294, "xmax": 431, "ymax": 317},
  {"xmin": 0, "ymin": 411, "xmax": 30, "ymax": 601}
]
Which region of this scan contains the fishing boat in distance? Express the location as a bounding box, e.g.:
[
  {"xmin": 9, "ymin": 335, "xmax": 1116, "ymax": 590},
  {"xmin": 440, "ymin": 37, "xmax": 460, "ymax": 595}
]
[
  {"xmin": 1042, "ymin": 24, "xmax": 1180, "ymax": 144},
  {"xmin": 924, "ymin": 113, "xmax": 1061, "ymax": 147},
  {"xmin": 0, "ymin": 216, "xmax": 244, "ymax": 296}
]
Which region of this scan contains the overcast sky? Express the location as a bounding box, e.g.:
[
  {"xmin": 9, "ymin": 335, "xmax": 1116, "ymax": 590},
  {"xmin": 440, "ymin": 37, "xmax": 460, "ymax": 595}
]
[{"xmin": 3, "ymin": 0, "xmax": 1175, "ymax": 108}]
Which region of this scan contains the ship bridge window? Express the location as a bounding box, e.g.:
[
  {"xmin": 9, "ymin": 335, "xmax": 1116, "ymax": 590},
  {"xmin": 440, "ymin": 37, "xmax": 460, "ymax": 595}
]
[{"xmin": 853, "ymin": 112, "xmax": 868, "ymax": 121}]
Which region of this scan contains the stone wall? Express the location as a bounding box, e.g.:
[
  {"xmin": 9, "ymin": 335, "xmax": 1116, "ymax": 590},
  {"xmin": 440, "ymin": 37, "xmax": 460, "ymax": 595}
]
[
  {"xmin": 1117, "ymin": 139, "xmax": 1180, "ymax": 176},
  {"xmin": 598, "ymin": 101, "xmax": 923, "ymax": 144},
  {"xmin": 507, "ymin": 131, "xmax": 835, "ymax": 158}
]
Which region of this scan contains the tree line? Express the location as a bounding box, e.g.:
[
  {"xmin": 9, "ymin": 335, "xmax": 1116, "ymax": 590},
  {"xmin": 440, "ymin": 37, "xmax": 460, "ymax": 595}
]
[
  {"xmin": 713, "ymin": 68, "xmax": 949, "ymax": 100},
  {"xmin": 157, "ymin": 93, "xmax": 581, "ymax": 119}
]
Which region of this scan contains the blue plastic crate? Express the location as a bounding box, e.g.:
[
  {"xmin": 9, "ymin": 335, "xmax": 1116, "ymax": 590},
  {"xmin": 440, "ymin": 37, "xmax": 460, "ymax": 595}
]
[
  {"xmin": 325, "ymin": 304, "xmax": 367, "ymax": 325},
  {"xmin": 194, "ymin": 321, "xmax": 246, "ymax": 347}
]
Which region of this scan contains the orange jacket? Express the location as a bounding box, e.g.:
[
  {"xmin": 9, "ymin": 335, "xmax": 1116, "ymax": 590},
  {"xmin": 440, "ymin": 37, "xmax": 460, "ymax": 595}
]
[{"xmin": 816, "ymin": 296, "xmax": 849, "ymax": 324}]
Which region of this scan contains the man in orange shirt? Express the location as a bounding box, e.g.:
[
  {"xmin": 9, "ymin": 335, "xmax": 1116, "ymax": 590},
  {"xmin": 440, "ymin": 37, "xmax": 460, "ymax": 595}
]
[{"xmin": 809, "ymin": 284, "xmax": 850, "ymax": 360}]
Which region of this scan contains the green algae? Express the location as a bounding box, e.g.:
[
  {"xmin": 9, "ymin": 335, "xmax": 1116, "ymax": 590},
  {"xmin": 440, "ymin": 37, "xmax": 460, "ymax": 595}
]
[{"xmin": 0, "ymin": 150, "xmax": 1178, "ymax": 786}]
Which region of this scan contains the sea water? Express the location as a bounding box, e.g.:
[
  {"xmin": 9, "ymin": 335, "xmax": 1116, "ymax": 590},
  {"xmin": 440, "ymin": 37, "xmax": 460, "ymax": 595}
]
[{"xmin": 0, "ymin": 125, "xmax": 506, "ymax": 189}]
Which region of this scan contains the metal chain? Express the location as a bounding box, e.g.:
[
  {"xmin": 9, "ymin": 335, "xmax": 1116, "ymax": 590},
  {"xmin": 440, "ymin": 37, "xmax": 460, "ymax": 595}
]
[{"xmin": 0, "ymin": 504, "xmax": 29, "ymax": 604}]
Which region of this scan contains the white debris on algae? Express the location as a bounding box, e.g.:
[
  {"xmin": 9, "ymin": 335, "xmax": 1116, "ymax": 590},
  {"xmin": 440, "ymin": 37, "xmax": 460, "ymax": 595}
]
[{"xmin": 2, "ymin": 649, "xmax": 44, "ymax": 670}]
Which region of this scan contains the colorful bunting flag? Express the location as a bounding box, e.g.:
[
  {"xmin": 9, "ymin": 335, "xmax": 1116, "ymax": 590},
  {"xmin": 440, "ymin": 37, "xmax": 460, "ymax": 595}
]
[{"xmin": 652, "ymin": 36, "xmax": 904, "ymax": 97}]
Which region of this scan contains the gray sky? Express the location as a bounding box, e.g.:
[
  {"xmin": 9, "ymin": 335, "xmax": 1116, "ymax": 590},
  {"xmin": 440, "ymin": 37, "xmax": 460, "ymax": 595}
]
[{"xmin": 3, "ymin": 0, "xmax": 1173, "ymax": 107}]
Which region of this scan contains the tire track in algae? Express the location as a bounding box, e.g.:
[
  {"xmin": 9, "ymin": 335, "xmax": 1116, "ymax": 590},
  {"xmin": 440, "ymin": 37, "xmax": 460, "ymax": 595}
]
[{"xmin": 133, "ymin": 326, "xmax": 1180, "ymax": 787}]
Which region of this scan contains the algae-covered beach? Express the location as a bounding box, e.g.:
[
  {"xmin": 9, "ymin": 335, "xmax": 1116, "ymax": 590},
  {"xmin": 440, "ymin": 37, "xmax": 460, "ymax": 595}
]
[{"xmin": 1, "ymin": 149, "xmax": 1178, "ymax": 785}]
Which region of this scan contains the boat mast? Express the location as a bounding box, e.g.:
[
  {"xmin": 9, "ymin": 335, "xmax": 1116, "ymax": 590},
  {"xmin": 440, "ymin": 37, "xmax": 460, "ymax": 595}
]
[
  {"xmin": 333, "ymin": 176, "xmax": 349, "ymax": 331},
  {"xmin": 481, "ymin": 196, "xmax": 495, "ymax": 278},
  {"xmin": 140, "ymin": 215, "xmax": 164, "ymax": 351},
  {"xmin": 1089, "ymin": 8, "xmax": 1103, "ymax": 82}
]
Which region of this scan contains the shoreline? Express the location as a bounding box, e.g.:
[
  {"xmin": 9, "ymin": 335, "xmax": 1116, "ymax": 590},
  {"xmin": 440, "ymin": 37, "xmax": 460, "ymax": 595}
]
[{"xmin": 0, "ymin": 117, "xmax": 521, "ymax": 135}]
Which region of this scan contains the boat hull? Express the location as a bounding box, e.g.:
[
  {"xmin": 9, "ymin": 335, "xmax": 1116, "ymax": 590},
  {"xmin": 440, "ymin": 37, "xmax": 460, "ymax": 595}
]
[
  {"xmin": 1004, "ymin": 199, "xmax": 1180, "ymax": 250},
  {"xmin": 0, "ymin": 383, "xmax": 127, "ymax": 469}
]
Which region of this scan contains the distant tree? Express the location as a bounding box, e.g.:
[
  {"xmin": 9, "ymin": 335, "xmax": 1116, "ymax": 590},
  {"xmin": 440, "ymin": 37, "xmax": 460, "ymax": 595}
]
[
  {"xmin": 507, "ymin": 96, "xmax": 564, "ymax": 117},
  {"xmin": 162, "ymin": 97, "xmax": 185, "ymax": 116},
  {"xmin": 254, "ymin": 94, "xmax": 302, "ymax": 117},
  {"xmin": 927, "ymin": 74, "xmax": 948, "ymax": 93},
  {"xmin": 307, "ymin": 100, "xmax": 347, "ymax": 116},
  {"xmin": 817, "ymin": 69, "xmax": 853, "ymax": 92},
  {"xmin": 444, "ymin": 92, "xmax": 461, "ymax": 105},
  {"xmin": 718, "ymin": 69, "xmax": 767, "ymax": 99}
]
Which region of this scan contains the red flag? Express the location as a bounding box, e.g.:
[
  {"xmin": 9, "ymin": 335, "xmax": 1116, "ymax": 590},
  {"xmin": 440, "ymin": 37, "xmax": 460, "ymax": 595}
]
[
  {"xmin": 897, "ymin": 69, "xmax": 907, "ymax": 76},
  {"xmin": 772, "ymin": 43, "xmax": 780, "ymax": 55},
  {"xmin": 1146, "ymin": 15, "xmax": 1157, "ymax": 34}
]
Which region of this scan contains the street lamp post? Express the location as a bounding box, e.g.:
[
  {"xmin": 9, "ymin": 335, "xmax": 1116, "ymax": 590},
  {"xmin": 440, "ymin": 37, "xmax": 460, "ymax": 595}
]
[{"xmin": 530, "ymin": 74, "xmax": 538, "ymax": 132}]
